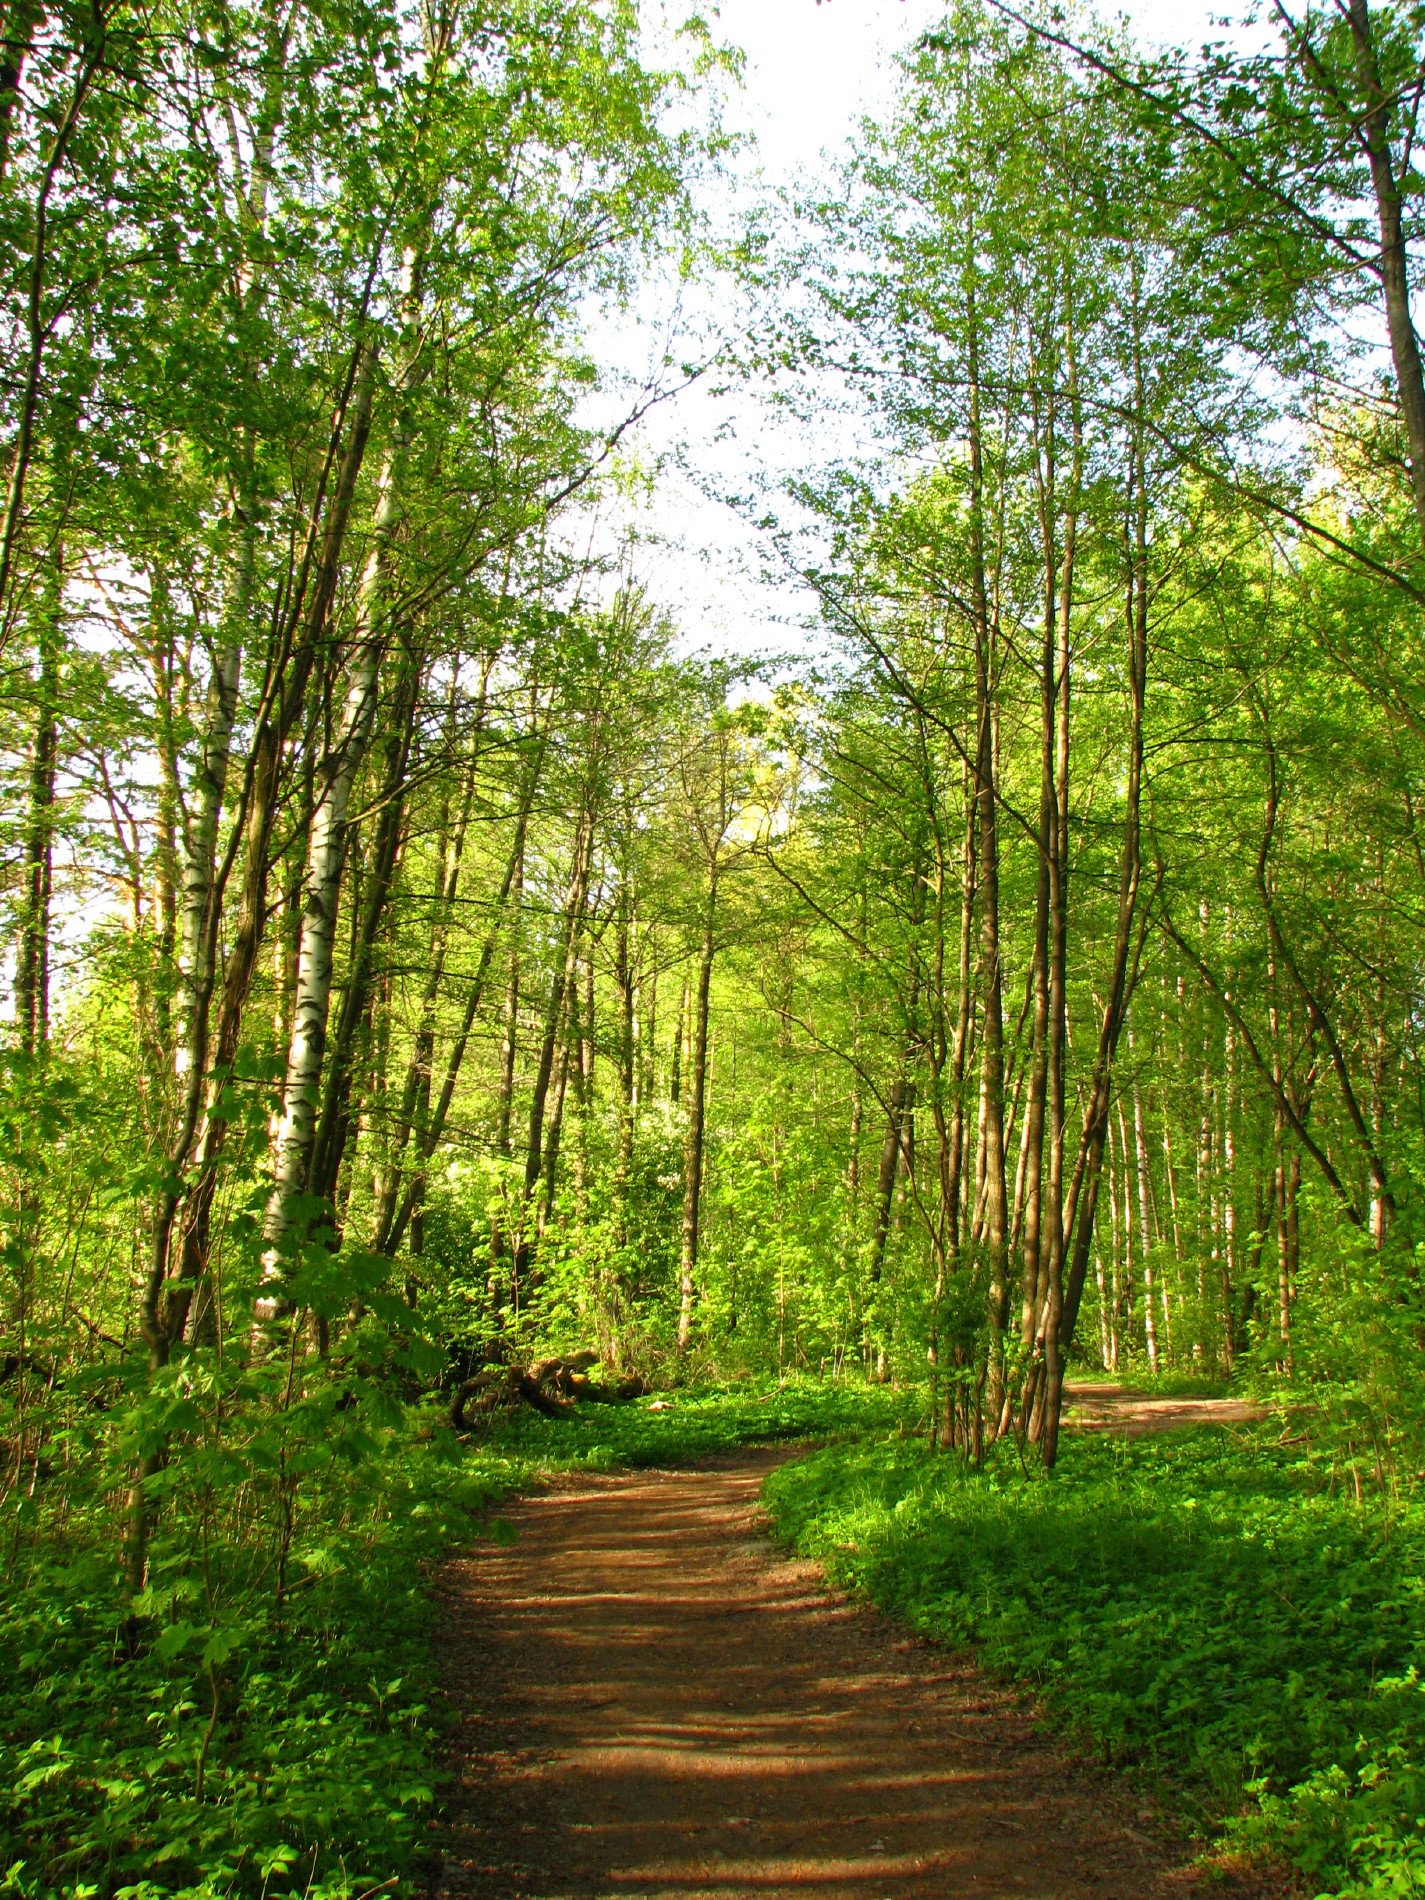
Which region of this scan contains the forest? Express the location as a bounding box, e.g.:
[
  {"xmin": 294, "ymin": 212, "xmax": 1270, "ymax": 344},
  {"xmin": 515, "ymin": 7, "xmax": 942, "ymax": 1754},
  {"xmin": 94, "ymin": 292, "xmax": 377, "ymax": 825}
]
[{"xmin": 4, "ymin": 0, "xmax": 1425, "ymax": 1893}]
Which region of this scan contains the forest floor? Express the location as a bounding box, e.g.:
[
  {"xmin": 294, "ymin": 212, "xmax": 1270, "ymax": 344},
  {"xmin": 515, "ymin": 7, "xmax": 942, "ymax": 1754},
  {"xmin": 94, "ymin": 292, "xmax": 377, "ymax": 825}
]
[{"xmin": 424, "ymin": 1447, "xmax": 1297, "ymax": 1900}]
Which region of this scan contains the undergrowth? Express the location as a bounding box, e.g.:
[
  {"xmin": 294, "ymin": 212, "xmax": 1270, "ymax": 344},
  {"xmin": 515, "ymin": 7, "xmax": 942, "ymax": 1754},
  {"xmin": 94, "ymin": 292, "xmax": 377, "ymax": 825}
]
[
  {"xmin": 0, "ymin": 1376, "xmax": 897, "ymax": 1900},
  {"xmin": 473, "ymin": 1377, "xmax": 912, "ymax": 1468},
  {"xmin": 763, "ymin": 1424, "xmax": 1425, "ymax": 1900}
]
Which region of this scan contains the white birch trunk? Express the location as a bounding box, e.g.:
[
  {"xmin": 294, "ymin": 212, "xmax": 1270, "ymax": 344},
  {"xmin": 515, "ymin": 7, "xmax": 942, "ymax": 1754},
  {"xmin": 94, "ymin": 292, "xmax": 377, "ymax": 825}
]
[{"xmin": 262, "ymin": 449, "xmax": 398, "ymax": 1258}]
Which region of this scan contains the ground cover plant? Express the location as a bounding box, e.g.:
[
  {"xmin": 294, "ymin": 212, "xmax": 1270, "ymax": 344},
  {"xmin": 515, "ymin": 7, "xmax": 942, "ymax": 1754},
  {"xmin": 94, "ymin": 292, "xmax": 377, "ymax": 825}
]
[
  {"xmin": 474, "ymin": 1378, "xmax": 913, "ymax": 1469},
  {"xmin": 764, "ymin": 1422, "xmax": 1425, "ymax": 1899},
  {"xmin": 0, "ymin": 1379, "xmax": 899, "ymax": 1900}
]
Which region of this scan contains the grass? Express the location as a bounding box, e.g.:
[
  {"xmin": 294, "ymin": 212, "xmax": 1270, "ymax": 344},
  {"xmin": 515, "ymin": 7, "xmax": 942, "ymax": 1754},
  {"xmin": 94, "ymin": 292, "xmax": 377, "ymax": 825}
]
[
  {"xmin": 29, "ymin": 1370, "xmax": 1419, "ymax": 1900},
  {"xmin": 762, "ymin": 1421, "xmax": 1425, "ymax": 1899}
]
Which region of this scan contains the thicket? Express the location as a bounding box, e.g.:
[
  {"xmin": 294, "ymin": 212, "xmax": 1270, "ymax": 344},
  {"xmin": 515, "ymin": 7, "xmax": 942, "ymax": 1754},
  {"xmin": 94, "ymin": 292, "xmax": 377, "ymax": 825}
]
[{"xmin": 5, "ymin": 0, "xmax": 1425, "ymax": 1892}]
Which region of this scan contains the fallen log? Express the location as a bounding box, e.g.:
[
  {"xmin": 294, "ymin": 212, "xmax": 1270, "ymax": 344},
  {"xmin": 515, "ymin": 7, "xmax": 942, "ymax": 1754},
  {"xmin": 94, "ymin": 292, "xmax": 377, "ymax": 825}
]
[{"xmin": 448, "ymin": 1353, "xmax": 648, "ymax": 1429}]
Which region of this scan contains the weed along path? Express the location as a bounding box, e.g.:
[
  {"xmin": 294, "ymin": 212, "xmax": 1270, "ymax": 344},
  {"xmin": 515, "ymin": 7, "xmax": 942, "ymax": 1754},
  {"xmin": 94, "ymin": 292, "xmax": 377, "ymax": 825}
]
[{"xmin": 425, "ymin": 1449, "xmax": 1280, "ymax": 1900}]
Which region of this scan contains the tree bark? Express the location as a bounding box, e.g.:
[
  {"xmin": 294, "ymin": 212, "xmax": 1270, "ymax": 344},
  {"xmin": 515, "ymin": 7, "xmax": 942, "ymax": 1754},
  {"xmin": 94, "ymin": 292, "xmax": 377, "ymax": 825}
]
[
  {"xmin": 262, "ymin": 447, "xmax": 398, "ymax": 1262},
  {"xmin": 1047, "ymin": 299, "xmax": 1152, "ymax": 1463},
  {"xmin": 1345, "ymin": 0, "xmax": 1425, "ymax": 540},
  {"xmin": 677, "ymin": 879, "xmax": 717, "ymax": 1355},
  {"xmin": 523, "ymin": 807, "xmax": 595, "ymax": 1202},
  {"xmin": 496, "ymin": 841, "xmax": 524, "ymax": 1158},
  {"xmin": 14, "ymin": 550, "xmax": 58, "ymax": 1057},
  {"xmin": 965, "ymin": 280, "xmax": 1009, "ymax": 1430},
  {"xmin": 376, "ymin": 778, "xmax": 539, "ymax": 1258},
  {"xmin": 308, "ymin": 651, "xmax": 422, "ymax": 1206}
]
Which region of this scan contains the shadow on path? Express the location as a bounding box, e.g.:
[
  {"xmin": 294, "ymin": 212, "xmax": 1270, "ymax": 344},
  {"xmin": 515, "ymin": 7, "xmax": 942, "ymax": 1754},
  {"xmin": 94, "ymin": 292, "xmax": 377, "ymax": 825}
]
[
  {"xmin": 426, "ymin": 1449, "xmax": 1290, "ymax": 1900},
  {"xmin": 1064, "ymin": 1383, "xmax": 1267, "ymax": 1436}
]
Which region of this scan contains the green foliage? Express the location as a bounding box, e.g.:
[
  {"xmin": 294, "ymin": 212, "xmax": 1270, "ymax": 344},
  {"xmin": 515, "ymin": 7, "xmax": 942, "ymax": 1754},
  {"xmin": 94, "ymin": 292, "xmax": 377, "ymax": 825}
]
[
  {"xmin": 474, "ymin": 1375, "xmax": 913, "ymax": 1468},
  {"xmin": 13, "ymin": 0, "xmax": 1425, "ymax": 1895},
  {"xmin": 0, "ymin": 1376, "xmax": 898, "ymax": 1899},
  {"xmin": 1, "ymin": 1401, "xmax": 510, "ymax": 1899},
  {"xmin": 764, "ymin": 1424, "xmax": 1425, "ymax": 1897}
]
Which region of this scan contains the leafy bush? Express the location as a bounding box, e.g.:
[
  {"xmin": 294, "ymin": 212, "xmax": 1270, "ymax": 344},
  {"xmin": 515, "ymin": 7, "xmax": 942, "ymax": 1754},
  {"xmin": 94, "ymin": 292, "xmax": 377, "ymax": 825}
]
[{"xmin": 1, "ymin": 1394, "xmax": 516, "ymax": 1900}]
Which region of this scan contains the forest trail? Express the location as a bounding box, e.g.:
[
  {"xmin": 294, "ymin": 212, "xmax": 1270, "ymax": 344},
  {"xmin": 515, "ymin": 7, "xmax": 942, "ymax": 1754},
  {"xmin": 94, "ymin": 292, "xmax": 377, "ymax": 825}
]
[
  {"xmin": 1063, "ymin": 1384, "xmax": 1268, "ymax": 1436},
  {"xmin": 426, "ymin": 1450, "xmax": 1280, "ymax": 1900}
]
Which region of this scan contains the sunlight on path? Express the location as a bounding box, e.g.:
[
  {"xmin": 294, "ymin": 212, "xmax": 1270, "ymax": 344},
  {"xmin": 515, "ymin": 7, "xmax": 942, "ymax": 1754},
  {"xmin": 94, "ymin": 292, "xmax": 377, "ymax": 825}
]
[
  {"xmin": 425, "ymin": 1453, "xmax": 1268, "ymax": 1900},
  {"xmin": 1063, "ymin": 1386, "xmax": 1268, "ymax": 1437}
]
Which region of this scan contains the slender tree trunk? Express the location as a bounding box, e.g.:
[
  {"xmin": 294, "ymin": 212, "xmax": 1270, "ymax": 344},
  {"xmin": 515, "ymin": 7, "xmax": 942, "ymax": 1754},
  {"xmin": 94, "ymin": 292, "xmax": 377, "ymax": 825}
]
[
  {"xmin": 523, "ymin": 808, "xmax": 595, "ymax": 1201},
  {"xmin": 846, "ymin": 1083, "xmax": 863, "ymax": 1222},
  {"xmin": 1035, "ymin": 332, "xmax": 1079, "ymax": 1442},
  {"xmin": 309, "ymin": 654, "xmax": 421, "ymax": 1206},
  {"xmin": 14, "ymin": 552, "xmax": 58, "ymax": 1057},
  {"xmin": 643, "ymin": 952, "xmax": 657, "ymax": 1107},
  {"xmin": 1280, "ymin": 1148, "xmax": 1299, "ymax": 1369},
  {"xmin": 1017, "ymin": 366, "xmax": 1061, "ymax": 1415},
  {"xmin": 670, "ymin": 978, "xmax": 687, "ymax": 1104},
  {"xmin": 614, "ymin": 880, "xmax": 636, "ymax": 1226},
  {"xmin": 149, "ymin": 573, "xmax": 182, "ymax": 1063},
  {"xmin": 497, "ymin": 846, "xmax": 524, "ymax": 1158},
  {"xmin": 1346, "ymin": 0, "xmax": 1425, "ymax": 539},
  {"xmin": 1132, "ymin": 1060, "xmax": 1158, "ymax": 1371},
  {"xmin": 376, "ymin": 766, "xmax": 540, "ymax": 1257},
  {"xmin": 677, "ymin": 878, "xmax": 717, "ymax": 1355},
  {"xmin": 150, "ymin": 344, "xmax": 379, "ymax": 1361},
  {"xmin": 963, "ymin": 274, "xmax": 1009, "ymax": 1435},
  {"xmin": 0, "ymin": 44, "xmax": 105, "ymax": 641},
  {"xmin": 366, "ymin": 697, "xmax": 480, "ymax": 1239},
  {"xmin": 539, "ymin": 1037, "xmax": 572, "ymax": 1234},
  {"xmin": 1046, "ymin": 301, "xmax": 1151, "ymax": 1463},
  {"xmin": 867, "ymin": 1077, "xmax": 909, "ymax": 1295},
  {"xmin": 263, "ymin": 481, "xmax": 396, "ymax": 1261},
  {"xmin": 973, "ymin": 642, "xmax": 1009, "ymax": 1413}
]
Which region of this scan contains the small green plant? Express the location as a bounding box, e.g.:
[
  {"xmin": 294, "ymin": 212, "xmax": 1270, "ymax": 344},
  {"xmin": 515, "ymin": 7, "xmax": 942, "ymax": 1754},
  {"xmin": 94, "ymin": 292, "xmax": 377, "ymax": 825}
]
[
  {"xmin": 763, "ymin": 1423, "xmax": 1425, "ymax": 1897},
  {"xmin": 0, "ymin": 1373, "xmax": 901, "ymax": 1899}
]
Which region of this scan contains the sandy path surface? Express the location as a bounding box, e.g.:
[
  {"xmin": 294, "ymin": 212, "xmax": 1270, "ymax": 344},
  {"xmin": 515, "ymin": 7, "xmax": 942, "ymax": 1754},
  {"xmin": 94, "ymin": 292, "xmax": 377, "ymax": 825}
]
[
  {"xmin": 426, "ymin": 1450, "xmax": 1283, "ymax": 1900},
  {"xmin": 1063, "ymin": 1384, "xmax": 1268, "ymax": 1435}
]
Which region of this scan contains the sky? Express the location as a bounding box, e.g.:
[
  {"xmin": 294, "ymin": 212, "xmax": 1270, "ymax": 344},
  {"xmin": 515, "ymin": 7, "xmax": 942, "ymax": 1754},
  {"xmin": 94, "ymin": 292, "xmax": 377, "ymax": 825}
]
[
  {"xmin": 706, "ymin": 0, "xmax": 1223, "ymax": 177},
  {"xmin": 613, "ymin": 0, "xmax": 1238, "ymax": 659}
]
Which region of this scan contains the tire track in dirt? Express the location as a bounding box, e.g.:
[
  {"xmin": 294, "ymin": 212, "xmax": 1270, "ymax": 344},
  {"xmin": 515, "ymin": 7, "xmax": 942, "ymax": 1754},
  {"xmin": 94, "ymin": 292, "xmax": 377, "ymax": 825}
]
[{"xmin": 425, "ymin": 1448, "xmax": 1288, "ymax": 1900}]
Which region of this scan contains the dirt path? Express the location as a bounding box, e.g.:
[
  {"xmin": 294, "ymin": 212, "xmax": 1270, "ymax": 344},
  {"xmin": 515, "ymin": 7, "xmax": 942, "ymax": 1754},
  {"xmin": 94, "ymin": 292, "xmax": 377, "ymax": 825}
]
[
  {"xmin": 1063, "ymin": 1383, "xmax": 1267, "ymax": 1435},
  {"xmin": 426, "ymin": 1450, "xmax": 1283, "ymax": 1900}
]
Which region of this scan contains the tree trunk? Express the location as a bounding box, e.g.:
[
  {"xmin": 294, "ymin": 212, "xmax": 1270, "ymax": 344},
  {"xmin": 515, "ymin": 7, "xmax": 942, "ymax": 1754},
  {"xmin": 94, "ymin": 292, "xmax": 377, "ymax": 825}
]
[
  {"xmin": 670, "ymin": 977, "xmax": 687, "ymax": 1103},
  {"xmin": 614, "ymin": 880, "xmax": 636, "ymax": 1227},
  {"xmin": 262, "ymin": 493, "xmax": 395, "ymax": 1262},
  {"xmin": 497, "ymin": 843, "xmax": 524, "ymax": 1158},
  {"xmin": 308, "ymin": 653, "xmax": 421, "ymax": 1206},
  {"xmin": 522, "ymin": 807, "xmax": 595, "ymax": 1206},
  {"xmin": 375, "ymin": 759, "xmax": 541, "ymax": 1258},
  {"xmin": 149, "ymin": 344, "xmax": 379, "ymax": 1354},
  {"xmin": 677, "ymin": 880, "xmax": 717, "ymax": 1355},
  {"xmin": 867, "ymin": 1077, "xmax": 910, "ymax": 1294},
  {"xmin": 1046, "ymin": 295, "xmax": 1151, "ymax": 1463},
  {"xmin": 1346, "ymin": 0, "xmax": 1425, "ymax": 540},
  {"xmin": 14, "ymin": 552, "xmax": 58, "ymax": 1058}
]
